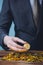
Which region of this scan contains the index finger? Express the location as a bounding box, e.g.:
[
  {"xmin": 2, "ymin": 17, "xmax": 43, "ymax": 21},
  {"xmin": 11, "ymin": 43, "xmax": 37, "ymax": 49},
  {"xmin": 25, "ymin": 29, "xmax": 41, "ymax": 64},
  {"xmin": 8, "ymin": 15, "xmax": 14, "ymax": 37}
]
[{"xmin": 12, "ymin": 37, "xmax": 26, "ymax": 44}]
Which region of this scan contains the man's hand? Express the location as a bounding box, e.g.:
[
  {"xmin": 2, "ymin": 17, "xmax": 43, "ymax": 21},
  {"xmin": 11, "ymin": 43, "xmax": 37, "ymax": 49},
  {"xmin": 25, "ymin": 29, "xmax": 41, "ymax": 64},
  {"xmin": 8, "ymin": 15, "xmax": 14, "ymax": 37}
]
[{"xmin": 4, "ymin": 35, "xmax": 27, "ymax": 52}]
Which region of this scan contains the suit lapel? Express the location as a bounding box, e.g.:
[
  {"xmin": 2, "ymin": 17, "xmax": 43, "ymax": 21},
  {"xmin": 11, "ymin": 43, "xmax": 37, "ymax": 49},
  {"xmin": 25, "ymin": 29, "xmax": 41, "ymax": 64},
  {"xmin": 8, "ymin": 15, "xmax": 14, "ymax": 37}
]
[
  {"xmin": 36, "ymin": 0, "xmax": 42, "ymax": 35},
  {"xmin": 29, "ymin": 0, "xmax": 42, "ymax": 36}
]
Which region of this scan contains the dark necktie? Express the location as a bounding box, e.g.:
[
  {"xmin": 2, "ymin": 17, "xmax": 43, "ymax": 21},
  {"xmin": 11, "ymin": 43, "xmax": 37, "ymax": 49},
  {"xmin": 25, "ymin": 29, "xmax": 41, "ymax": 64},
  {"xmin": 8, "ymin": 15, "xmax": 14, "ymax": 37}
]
[{"xmin": 30, "ymin": 0, "xmax": 38, "ymax": 27}]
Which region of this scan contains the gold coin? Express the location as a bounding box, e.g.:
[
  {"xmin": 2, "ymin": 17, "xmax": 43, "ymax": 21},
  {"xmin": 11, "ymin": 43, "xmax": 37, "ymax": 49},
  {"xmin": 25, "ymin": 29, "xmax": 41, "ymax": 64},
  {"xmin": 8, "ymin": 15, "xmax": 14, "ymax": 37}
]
[
  {"xmin": 24, "ymin": 43, "xmax": 30, "ymax": 50},
  {"xmin": 18, "ymin": 49, "xmax": 27, "ymax": 52}
]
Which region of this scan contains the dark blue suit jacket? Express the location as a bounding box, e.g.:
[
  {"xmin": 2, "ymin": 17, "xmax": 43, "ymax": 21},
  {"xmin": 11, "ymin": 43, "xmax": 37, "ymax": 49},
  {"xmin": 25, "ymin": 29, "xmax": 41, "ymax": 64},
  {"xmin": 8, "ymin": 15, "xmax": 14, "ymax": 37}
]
[{"xmin": 0, "ymin": 0, "xmax": 43, "ymax": 50}]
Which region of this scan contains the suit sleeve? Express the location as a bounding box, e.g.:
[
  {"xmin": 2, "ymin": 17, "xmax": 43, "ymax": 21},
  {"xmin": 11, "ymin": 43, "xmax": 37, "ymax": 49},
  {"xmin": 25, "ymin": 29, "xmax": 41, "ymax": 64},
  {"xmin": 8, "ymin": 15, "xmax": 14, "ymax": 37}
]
[{"xmin": 0, "ymin": 0, "xmax": 13, "ymax": 50}]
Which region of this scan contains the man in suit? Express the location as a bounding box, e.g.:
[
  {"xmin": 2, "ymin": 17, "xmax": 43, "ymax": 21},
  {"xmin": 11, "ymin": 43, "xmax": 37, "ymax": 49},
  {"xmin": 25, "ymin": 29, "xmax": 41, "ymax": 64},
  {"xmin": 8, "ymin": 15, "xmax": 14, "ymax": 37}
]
[{"xmin": 0, "ymin": 0, "xmax": 43, "ymax": 51}]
